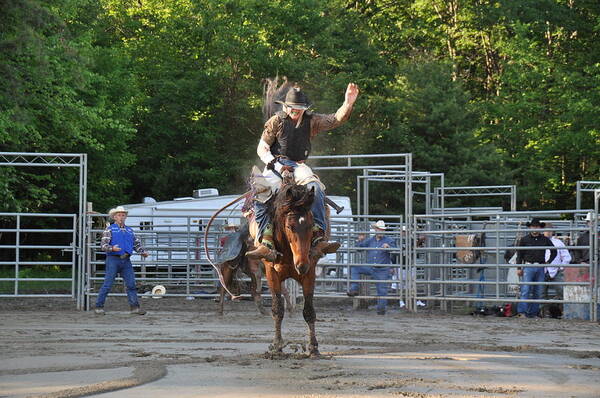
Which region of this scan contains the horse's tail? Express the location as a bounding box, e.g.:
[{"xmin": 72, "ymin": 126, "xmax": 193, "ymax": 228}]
[
  {"xmin": 262, "ymin": 76, "xmax": 292, "ymax": 122},
  {"xmin": 222, "ymin": 244, "xmax": 249, "ymax": 296},
  {"xmin": 219, "ymin": 261, "xmax": 243, "ymax": 296},
  {"xmin": 204, "ymin": 191, "xmax": 252, "ymax": 300}
]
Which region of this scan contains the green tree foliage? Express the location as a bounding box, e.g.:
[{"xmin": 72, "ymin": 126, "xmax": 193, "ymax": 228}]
[
  {"xmin": 348, "ymin": 0, "xmax": 600, "ymax": 209},
  {"xmin": 1, "ymin": 0, "xmax": 599, "ymax": 214},
  {"xmin": 0, "ymin": 0, "xmax": 138, "ymax": 212}
]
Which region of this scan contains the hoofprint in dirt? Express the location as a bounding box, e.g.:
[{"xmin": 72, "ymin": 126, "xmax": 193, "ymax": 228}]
[{"xmin": 1, "ymin": 298, "xmax": 599, "ymax": 398}]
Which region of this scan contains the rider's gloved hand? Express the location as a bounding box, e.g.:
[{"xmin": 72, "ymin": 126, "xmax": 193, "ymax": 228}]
[
  {"xmin": 267, "ymin": 158, "xmax": 284, "ymax": 174},
  {"xmin": 267, "ymin": 158, "xmax": 278, "ymax": 171}
]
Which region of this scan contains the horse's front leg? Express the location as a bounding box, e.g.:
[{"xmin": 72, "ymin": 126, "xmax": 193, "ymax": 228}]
[
  {"xmin": 300, "ymin": 275, "xmax": 319, "ymax": 358},
  {"xmin": 265, "ymin": 263, "xmax": 284, "ymax": 352}
]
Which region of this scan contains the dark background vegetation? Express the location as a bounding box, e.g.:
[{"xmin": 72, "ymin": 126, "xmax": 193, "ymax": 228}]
[{"xmin": 2, "ymin": 0, "xmax": 599, "ymax": 216}]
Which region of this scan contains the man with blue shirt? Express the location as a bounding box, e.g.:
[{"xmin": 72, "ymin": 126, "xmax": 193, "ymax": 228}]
[
  {"xmin": 95, "ymin": 206, "xmax": 149, "ymax": 315},
  {"xmin": 348, "ymin": 220, "xmax": 396, "ymax": 315}
]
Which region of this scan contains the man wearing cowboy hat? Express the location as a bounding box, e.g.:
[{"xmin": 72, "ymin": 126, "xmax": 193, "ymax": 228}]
[
  {"xmin": 348, "ymin": 220, "xmax": 397, "ymax": 315},
  {"xmin": 515, "ymin": 218, "xmax": 557, "ymax": 318},
  {"xmin": 247, "ymin": 82, "xmax": 359, "ymax": 261},
  {"xmin": 95, "ymin": 206, "xmax": 149, "ymax": 315}
]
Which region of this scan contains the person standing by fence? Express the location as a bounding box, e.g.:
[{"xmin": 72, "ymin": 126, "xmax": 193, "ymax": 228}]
[
  {"xmin": 542, "ymin": 223, "xmax": 571, "ymax": 318},
  {"xmin": 516, "ymin": 218, "xmax": 557, "ymax": 318},
  {"xmin": 348, "ymin": 220, "xmax": 396, "ymax": 315},
  {"xmin": 95, "ymin": 206, "xmax": 148, "ymax": 315}
]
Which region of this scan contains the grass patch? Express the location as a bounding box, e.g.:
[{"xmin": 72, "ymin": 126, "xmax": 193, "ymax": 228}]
[{"xmin": 0, "ymin": 266, "xmax": 72, "ymax": 294}]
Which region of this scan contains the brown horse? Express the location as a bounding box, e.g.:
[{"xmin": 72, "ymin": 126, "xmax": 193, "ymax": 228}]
[{"xmin": 263, "ymin": 173, "xmax": 321, "ymax": 357}]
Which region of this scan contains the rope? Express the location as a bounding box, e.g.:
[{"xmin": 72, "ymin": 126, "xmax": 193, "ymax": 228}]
[{"xmin": 204, "ymin": 190, "xmax": 253, "ymax": 300}]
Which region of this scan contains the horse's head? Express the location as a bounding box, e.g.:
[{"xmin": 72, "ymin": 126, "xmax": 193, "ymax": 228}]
[{"xmin": 274, "ymin": 183, "xmax": 315, "ymax": 275}]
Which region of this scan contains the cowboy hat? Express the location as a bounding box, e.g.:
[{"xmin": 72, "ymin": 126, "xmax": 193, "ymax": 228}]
[
  {"xmin": 151, "ymin": 285, "xmax": 166, "ymax": 298},
  {"xmin": 584, "ymin": 212, "xmax": 597, "ymax": 222},
  {"xmin": 372, "ymin": 220, "xmax": 387, "ymax": 230},
  {"xmin": 108, "ymin": 206, "xmax": 128, "ymax": 218},
  {"xmin": 525, "ymin": 218, "xmax": 545, "ymax": 228},
  {"xmin": 275, "ymin": 87, "xmax": 312, "ymax": 110}
]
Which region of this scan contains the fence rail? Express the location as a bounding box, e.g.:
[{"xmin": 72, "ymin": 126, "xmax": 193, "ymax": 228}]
[
  {"xmin": 0, "ymin": 213, "xmax": 76, "ymax": 297},
  {"xmin": 413, "ymin": 209, "xmax": 598, "ymax": 320},
  {"xmin": 1, "ymin": 207, "xmax": 597, "ymax": 322}
]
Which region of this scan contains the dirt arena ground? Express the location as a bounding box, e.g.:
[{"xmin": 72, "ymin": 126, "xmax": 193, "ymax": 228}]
[{"xmin": 1, "ymin": 297, "xmax": 600, "ymax": 398}]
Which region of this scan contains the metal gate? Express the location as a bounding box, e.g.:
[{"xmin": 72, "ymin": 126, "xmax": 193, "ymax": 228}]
[
  {"xmin": 0, "ymin": 213, "xmax": 77, "ymax": 298},
  {"xmin": 0, "ymin": 152, "xmax": 87, "ymax": 306},
  {"xmin": 83, "ymin": 212, "xmax": 408, "ymax": 310},
  {"xmin": 413, "ymin": 209, "xmax": 598, "ymax": 321}
]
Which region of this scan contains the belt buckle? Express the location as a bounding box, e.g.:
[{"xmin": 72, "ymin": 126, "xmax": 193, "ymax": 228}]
[{"xmin": 120, "ymin": 253, "xmax": 130, "ymax": 259}]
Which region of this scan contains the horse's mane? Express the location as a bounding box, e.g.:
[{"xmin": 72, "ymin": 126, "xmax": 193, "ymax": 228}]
[{"xmin": 269, "ymin": 183, "xmax": 315, "ymax": 221}]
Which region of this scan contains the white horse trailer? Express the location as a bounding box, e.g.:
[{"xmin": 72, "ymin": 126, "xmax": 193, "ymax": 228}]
[{"xmin": 120, "ymin": 189, "xmax": 354, "ymax": 270}]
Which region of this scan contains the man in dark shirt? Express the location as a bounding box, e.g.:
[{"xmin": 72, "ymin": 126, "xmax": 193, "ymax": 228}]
[{"xmin": 516, "ymin": 218, "xmax": 557, "ymax": 318}]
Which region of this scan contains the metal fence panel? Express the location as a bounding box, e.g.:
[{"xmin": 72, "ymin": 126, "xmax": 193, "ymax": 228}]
[
  {"xmin": 413, "ymin": 209, "xmax": 598, "ymax": 321},
  {"xmin": 0, "ymin": 213, "xmax": 77, "ymax": 298}
]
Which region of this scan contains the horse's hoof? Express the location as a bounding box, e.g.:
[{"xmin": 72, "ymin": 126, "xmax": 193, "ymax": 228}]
[{"xmin": 309, "ymin": 350, "xmax": 321, "ymax": 359}]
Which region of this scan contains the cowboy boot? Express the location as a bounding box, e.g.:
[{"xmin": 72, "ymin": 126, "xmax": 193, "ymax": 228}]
[
  {"xmin": 246, "ymin": 244, "xmax": 277, "ymax": 262},
  {"xmin": 311, "ymin": 228, "xmax": 341, "ymax": 258},
  {"xmin": 246, "ymin": 226, "xmax": 277, "ymax": 261}
]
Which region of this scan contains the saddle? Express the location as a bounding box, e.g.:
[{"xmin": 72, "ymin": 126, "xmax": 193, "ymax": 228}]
[{"xmin": 217, "ymin": 223, "xmax": 251, "ymax": 266}]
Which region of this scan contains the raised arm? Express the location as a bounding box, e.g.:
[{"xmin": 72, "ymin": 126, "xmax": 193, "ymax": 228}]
[
  {"xmin": 310, "ymin": 83, "xmax": 360, "ymax": 136},
  {"xmin": 356, "ymin": 234, "xmax": 371, "ymax": 248}
]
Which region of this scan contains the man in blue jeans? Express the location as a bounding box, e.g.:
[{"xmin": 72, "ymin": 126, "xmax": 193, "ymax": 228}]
[
  {"xmin": 516, "ymin": 218, "xmax": 557, "ymax": 318},
  {"xmin": 95, "ymin": 206, "xmax": 149, "ymax": 315},
  {"xmin": 348, "ymin": 220, "xmax": 397, "ymax": 315}
]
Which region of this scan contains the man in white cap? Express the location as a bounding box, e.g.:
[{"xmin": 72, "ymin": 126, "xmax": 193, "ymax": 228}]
[
  {"xmin": 95, "ymin": 206, "xmax": 149, "ymax": 315},
  {"xmin": 348, "ymin": 220, "xmax": 397, "ymax": 315}
]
